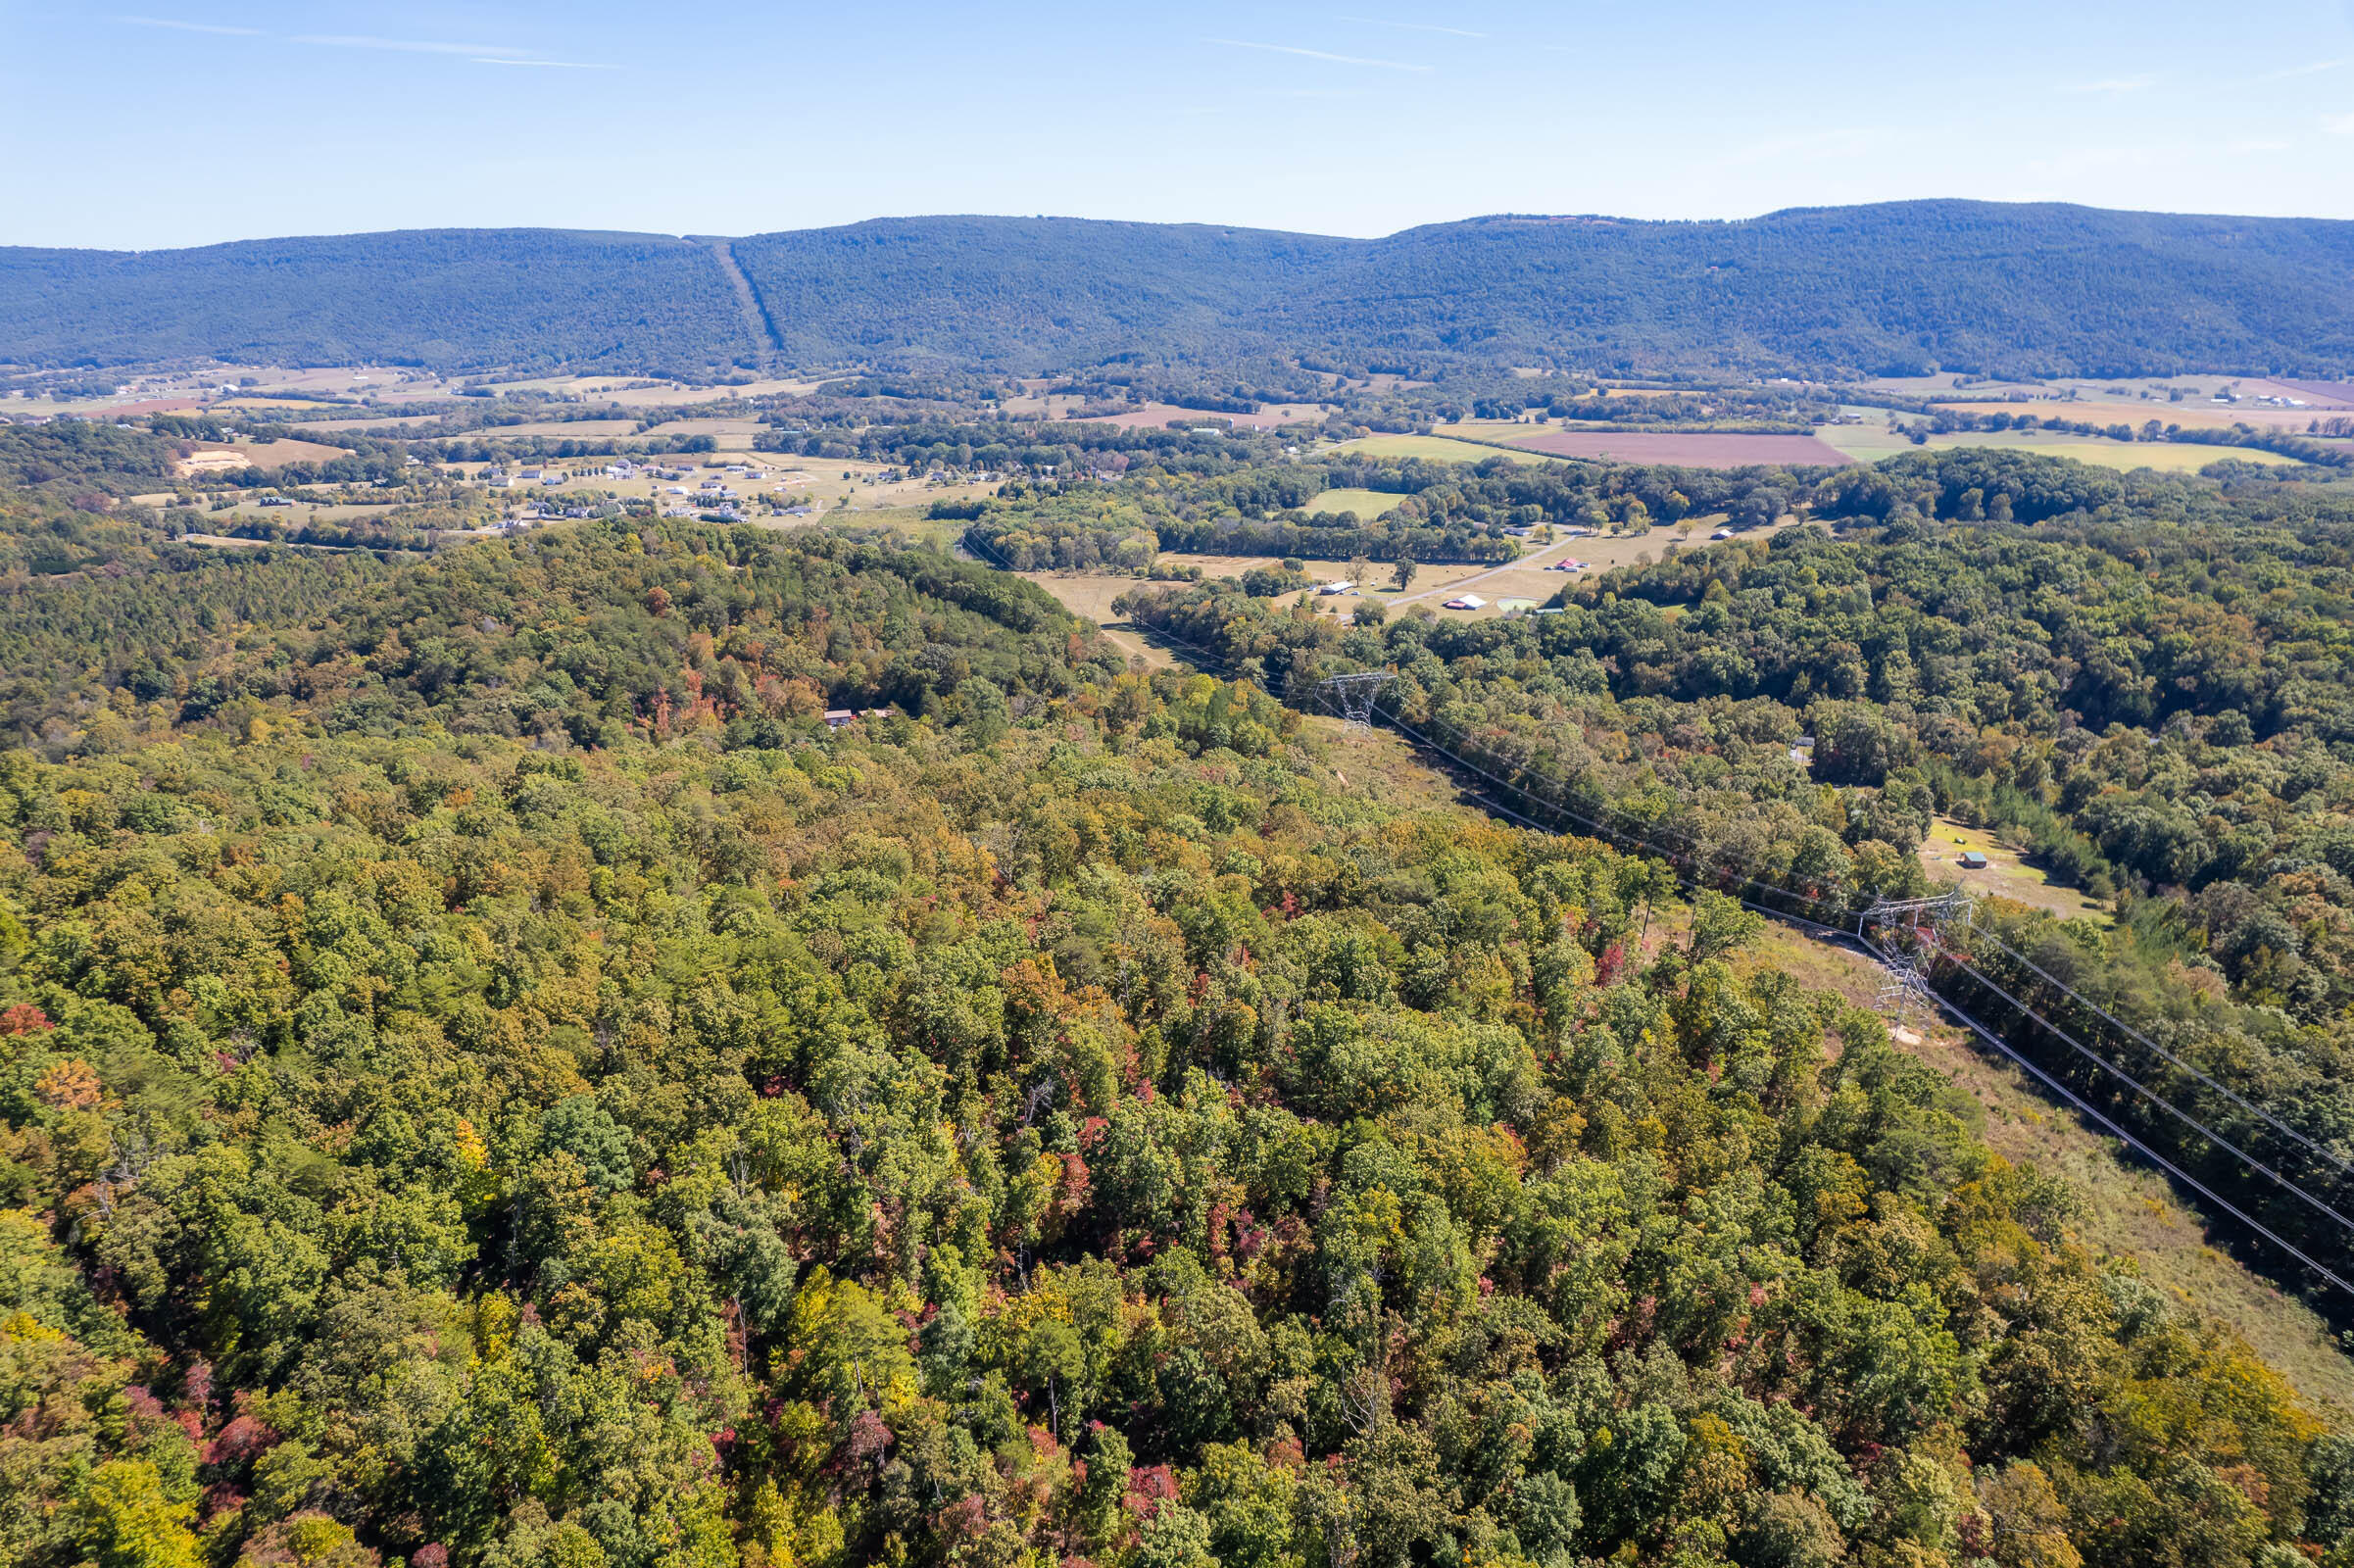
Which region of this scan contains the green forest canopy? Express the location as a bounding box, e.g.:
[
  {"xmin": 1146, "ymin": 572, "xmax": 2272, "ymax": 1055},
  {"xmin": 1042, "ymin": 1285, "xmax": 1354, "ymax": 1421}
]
[{"xmin": 4, "ymin": 471, "xmax": 2354, "ymax": 1568}]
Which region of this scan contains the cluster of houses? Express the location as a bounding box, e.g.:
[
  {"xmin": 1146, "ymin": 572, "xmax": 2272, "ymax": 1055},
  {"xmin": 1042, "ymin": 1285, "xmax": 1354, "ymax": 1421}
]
[
  {"xmin": 461, "ymin": 455, "xmax": 824, "ymax": 525},
  {"xmin": 482, "ymin": 459, "xmax": 795, "ymax": 491}
]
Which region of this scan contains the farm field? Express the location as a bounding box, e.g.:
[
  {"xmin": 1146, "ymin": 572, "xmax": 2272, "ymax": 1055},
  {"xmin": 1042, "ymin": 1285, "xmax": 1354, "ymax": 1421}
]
[
  {"xmin": 1456, "ymin": 426, "xmax": 1855, "ymax": 467},
  {"xmin": 171, "ymin": 437, "xmax": 350, "ymax": 474},
  {"xmin": 1856, "ymin": 372, "xmax": 2054, "ymax": 397},
  {"xmin": 1443, "ymin": 418, "xmax": 1571, "ymax": 443},
  {"xmin": 1008, "ymin": 573, "xmax": 1178, "ymax": 669},
  {"xmin": 210, "ymin": 396, "xmax": 359, "ymax": 413},
  {"xmin": 1017, "ymin": 551, "xmax": 1510, "ymax": 651},
  {"xmin": 1325, "ymin": 433, "xmax": 1567, "ymax": 465},
  {"xmin": 481, "ymin": 373, "xmax": 822, "ymax": 406},
  {"xmin": 420, "ymin": 448, "xmax": 994, "ymax": 518},
  {"xmin": 193, "ymin": 501, "xmax": 422, "ymax": 524},
  {"xmin": 299, "ymin": 415, "xmax": 458, "ymax": 432},
  {"xmin": 1981, "ymin": 438, "xmax": 2302, "ymax": 471},
  {"xmin": 1814, "ymin": 424, "xmax": 2307, "ymax": 471},
  {"xmin": 2268, "ymin": 379, "xmax": 2354, "ymax": 408},
  {"xmin": 22, "ymin": 366, "xmax": 830, "ymax": 421},
  {"xmin": 1816, "ymin": 418, "xmax": 1919, "ymax": 461},
  {"xmin": 629, "ymin": 416, "xmax": 766, "ymax": 441},
  {"xmin": 1019, "ymin": 522, "xmax": 1824, "ymax": 643}
]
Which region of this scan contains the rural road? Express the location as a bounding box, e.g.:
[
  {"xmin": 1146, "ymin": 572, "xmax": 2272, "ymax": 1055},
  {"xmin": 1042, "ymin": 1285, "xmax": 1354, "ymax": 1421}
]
[
  {"xmin": 1384, "ymin": 515, "xmax": 1809, "ymax": 609},
  {"xmin": 1384, "ymin": 533, "xmax": 1589, "ymax": 607}
]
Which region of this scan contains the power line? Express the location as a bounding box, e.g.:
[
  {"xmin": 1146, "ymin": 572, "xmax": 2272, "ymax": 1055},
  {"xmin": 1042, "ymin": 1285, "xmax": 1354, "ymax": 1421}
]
[
  {"xmin": 1925, "ymin": 947, "xmax": 2354, "ymax": 1242},
  {"xmin": 1306, "ymin": 682, "xmax": 1866, "ymax": 946},
  {"xmin": 1358, "ymin": 688, "xmax": 1850, "ymax": 923},
  {"xmin": 1971, "ymin": 926, "xmax": 2354, "ymax": 1184},
  {"xmin": 1015, "ymin": 569, "xmax": 2354, "ymax": 1297},
  {"xmin": 1334, "ymin": 632, "xmax": 2354, "ymax": 1295},
  {"xmin": 1861, "ymin": 935, "xmax": 2354, "ymax": 1299},
  {"xmin": 1093, "ymin": 587, "xmax": 1833, "ymax": 919}
]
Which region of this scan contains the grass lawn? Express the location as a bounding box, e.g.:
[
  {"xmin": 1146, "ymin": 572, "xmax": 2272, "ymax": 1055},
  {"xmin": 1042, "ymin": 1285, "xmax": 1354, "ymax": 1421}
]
[
  {"xmin": 1817, "ymin": 422, "xmax": 1922, "ymax": 461},
  {"xmin": 1306, "ymin": 487, "xmax": 1407, "ymax": 518},
  {"xmin": 1442, "ymin": 419, "xmax": 1554, "ymax": 443},
  {"xmin": 1919, "ymin": 814, "xmax": 2110, "ymax": 924}
]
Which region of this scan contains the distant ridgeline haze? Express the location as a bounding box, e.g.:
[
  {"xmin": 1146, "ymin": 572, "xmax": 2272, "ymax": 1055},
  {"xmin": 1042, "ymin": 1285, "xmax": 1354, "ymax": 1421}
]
[{"xmin": 5, "ymin": 201, "xmax": 2353, "ymax": 378}]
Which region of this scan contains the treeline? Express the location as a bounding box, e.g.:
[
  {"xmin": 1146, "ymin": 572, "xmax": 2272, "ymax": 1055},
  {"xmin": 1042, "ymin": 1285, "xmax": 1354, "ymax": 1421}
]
[
  {"xmin": 1916, "ymin": 406, "xmax": 2354, "ymax": 470},
  {"xmin": 964, "ymin": 454, "xmax": 1844, "ymax": 573},
  {"xmin": 763, "ymin": 416, "xmax": 1279, "ymax": 478}
]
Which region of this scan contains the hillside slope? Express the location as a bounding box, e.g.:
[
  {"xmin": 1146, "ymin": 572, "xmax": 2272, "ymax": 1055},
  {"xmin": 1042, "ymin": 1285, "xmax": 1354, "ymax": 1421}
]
[
  {"xmin": 0, "ymin": 227, "xmax": 754, "ymax": 373},
  {"xmin": 3, "ymin": 504, "xmax": 2351, "ymax": 1568},
  {"xmin": 6, "ymin": 201, "xmax": 2353, "ymax": 377}
]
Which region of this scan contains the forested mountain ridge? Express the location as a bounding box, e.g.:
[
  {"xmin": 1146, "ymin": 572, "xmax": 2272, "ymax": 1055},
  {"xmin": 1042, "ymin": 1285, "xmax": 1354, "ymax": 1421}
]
[
  {"xmin": 0, "ymin": 228, "xmax": 748, "ymax": 376},
  {"xmin": 9, "ymin": 201, "xmax": 2354, "ymax": 377},
  {"xmin": 6, "ymin": 510, "xmax": 2354, "ymax": 1568}
]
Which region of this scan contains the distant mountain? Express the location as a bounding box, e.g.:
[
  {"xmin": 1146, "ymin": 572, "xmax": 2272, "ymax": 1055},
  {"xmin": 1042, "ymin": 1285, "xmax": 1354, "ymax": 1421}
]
[
  {"xmin": 0, "ymin": 228, "xmax": 746, "ymax": 376},
  {"xmin": 6, "ymin": 202, "xmax": 2352, "ymax": 379}
]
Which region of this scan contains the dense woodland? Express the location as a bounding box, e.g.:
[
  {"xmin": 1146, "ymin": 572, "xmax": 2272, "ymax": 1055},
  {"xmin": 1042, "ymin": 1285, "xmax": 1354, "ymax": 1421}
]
[
  {"xmin": 1118, "ymin": 448, "xmax": 2354, "ymax": 1304},
  {"xmin": 10, "ymin": 202, "xmax": 2354, "ymax": 378},
  {"xmin": 0, "ymin": 466, "xmax": 2351, "ymax": 1568}
]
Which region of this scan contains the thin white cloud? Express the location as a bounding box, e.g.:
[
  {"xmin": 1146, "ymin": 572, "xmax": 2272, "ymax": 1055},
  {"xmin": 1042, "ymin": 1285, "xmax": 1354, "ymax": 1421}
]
[
  {"xmin": 291, "ymin": 33, "xmax": 614, "ymax": 69},
  {"xmin": 1338, "ymin": 16, "xmax": 1488, "ymax": 38},
  {"xmin": 2325, "ymin": 112, "xmax": 2354, "ymax": 134},
  {"xmin": 2070, "ymin": 74, "xmax": 2159, "ymax": 93},
  {"xmin": 470, "ymin": 56, "xmax": 615, "ymax": 70},
  {"xmin": 1204, "ymin": 37, "xmax": 1430, "ymax": 71},
  {"xmin": 293, "ymin": 33, "xmax": 535, "ymax": 57},
  {"xmin": 2226, "ymin": 137, "xmax": 2294, "ymax": 153},
  {"xmin": 2251, "ymin": 57, "xmax": 2346, "ymax": 82},
  {"xmin": 118, "ymin": 15, "xmax": 263, "ymax": 34},
  {"xmin": 119, "ymin": 22, "xmax": 615, "ymax": 69}
]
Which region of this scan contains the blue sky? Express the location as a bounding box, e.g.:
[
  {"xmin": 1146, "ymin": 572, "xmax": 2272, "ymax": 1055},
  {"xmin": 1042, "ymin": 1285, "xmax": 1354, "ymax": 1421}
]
[{"xmin": 4, "ymin": 0, "xmax": 2352, "ymax": 248}]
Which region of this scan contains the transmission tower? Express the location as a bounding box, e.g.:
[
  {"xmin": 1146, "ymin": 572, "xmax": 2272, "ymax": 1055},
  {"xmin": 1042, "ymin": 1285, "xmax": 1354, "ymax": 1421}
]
[
  {"xmin": 1860, "ymin": 888, "xmax": 1974, "ymax": 941},
  {"xmin": 1319, "ymin": 672, "xmax": 1396, "ymax": 728},
  {"xmin": 1861, "ymin": 888, "xmax": 1973, "ymax": 1028},
  {"xmin": 1875, "ymin": 946, "xmax": 1936, "ymax": 1026}
]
